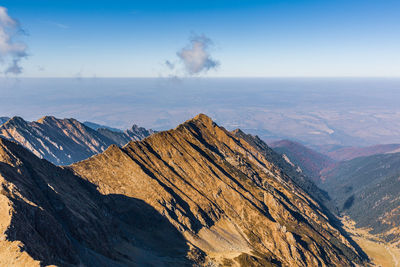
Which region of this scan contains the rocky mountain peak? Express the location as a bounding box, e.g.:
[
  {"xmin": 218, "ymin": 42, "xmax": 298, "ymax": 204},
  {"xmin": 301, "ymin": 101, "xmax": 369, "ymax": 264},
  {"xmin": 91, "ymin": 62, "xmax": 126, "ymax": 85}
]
[
  {"xmin": 72, "ymin": 114, "xmax": 366, "ymax": 266},
  {"xmin": 37, "ymin": 115, "xmax": 57, "ymax": 124},
  {"xmin": 2, "ymin": 116, "xmax": 28, "ymax": 128},
  {"xmin": 188, "ymin": 113, "xmax": 214, "ymax": 126},
  {"xmin": 36, "ymin": 116, "xmax": 82, "ymax": 129},
  {"xmin": 231, "ymin": 128, "xmax": 245, "ymax": 135}
]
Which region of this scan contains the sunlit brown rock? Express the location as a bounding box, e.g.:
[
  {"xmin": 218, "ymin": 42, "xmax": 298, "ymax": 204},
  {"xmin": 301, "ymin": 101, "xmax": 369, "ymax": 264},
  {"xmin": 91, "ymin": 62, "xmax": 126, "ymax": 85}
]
[
  {"xmin": 0, "ymin": 114, "xmax": 367, "ymax": 266},
  {"xmin": 72, "ymin": 114, "xmax": 366, "ymax": 266}
]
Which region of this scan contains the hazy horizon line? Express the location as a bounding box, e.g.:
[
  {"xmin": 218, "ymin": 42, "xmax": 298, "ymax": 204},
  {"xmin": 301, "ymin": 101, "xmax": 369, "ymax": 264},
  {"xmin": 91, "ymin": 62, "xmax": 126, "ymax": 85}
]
[{"xmin": 2, "ymin": 76, "xmax": 400, "ymax": 79}]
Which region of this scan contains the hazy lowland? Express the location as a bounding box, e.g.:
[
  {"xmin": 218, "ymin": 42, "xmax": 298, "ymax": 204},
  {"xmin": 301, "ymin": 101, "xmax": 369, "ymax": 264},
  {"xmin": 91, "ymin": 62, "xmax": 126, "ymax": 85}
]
[{"xmin": 1, "ymin": 78, "xmax": 400, "ymax": 149}]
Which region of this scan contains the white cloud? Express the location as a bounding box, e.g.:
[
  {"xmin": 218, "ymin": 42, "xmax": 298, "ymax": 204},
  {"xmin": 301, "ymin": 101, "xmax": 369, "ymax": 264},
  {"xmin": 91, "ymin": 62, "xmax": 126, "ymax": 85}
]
[
  {"xmin": 0, "ymin": 7, "xmax": 16, "ymax": 26},
  {"xmin": 177, "ymin": 34, "xmax": 219, "ymax": 75},
  {"xmin": 0, "ymin": 6, "xmax": 27, "ymax": 74}
]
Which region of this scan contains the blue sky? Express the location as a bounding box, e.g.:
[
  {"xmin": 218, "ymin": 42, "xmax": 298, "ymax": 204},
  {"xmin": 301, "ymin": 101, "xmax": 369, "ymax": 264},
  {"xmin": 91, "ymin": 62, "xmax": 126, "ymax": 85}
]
[{"xmin": 1, "ymin": 0, "xmax": 399, "ymax": 77}]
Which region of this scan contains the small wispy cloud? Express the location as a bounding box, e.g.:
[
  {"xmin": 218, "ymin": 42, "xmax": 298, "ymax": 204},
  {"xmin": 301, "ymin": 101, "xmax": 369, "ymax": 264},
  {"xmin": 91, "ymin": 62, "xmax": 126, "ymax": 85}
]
[
  {"xmin": 51, "ymin": 22, "xmax": 69, "ymax": 29},
  {"xmin": 177, "ymin": 34, "xmax": 219, "ymax": 75},
  {"xmin": 0, "ymin": 6, "xmax": 28, "ymax": 74},
  {"xmin": 163, "ymin": 34, "xmax": 219, "ymax": 78},
  {"xmin": 40, "ymin": 20, "xmax": 69, "ymax": 29}
]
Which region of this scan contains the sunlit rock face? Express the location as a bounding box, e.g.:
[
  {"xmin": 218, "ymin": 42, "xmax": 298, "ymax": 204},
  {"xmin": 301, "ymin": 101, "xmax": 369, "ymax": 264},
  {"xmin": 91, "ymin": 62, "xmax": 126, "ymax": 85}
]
[{"xmin": 71, "ymin": 114, "xmax": 365, "ymax": 266}]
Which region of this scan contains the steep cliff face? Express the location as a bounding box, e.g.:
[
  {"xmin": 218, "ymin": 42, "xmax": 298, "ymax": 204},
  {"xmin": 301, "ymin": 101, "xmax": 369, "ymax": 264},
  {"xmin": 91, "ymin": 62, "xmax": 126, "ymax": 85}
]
[
  {"xmin": 0, "ymin": 137, "xmax": 195, "ymax": 266},
  {"xmin": 72, "ymin": 114, "xmax": 365, "ymax": 266}
]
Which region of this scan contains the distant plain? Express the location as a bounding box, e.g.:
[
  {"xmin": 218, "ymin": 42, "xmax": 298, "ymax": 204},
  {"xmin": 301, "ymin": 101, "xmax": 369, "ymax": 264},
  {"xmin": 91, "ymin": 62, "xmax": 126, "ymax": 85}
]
[{"xmin": 1, "ymin": 77, "xmax": 400, "ymax": 148}]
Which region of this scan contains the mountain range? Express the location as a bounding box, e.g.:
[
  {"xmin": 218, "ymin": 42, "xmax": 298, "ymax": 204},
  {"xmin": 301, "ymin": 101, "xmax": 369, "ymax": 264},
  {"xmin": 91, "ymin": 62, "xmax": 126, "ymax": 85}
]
[
  {"xmin": 0, "ymin": 116, "xmax": 154, "ymax": 165},
  {"xmin": 0, "ymin": 114, "xmax": 366, "ymax": 266},
  {"xmin": 323, "ymin": 144, "xmax": 400, "ymax": 161},
  {"xmin": 83, "ymin": 121, "xmax": 124, "ymax": 132},
  {"xmin": 95, "ymin": 125, "xmax": 155, "ymax": 146},
  {"xmin": 270, "ymin": 139, "xmax": 400, "ymax": 181}
]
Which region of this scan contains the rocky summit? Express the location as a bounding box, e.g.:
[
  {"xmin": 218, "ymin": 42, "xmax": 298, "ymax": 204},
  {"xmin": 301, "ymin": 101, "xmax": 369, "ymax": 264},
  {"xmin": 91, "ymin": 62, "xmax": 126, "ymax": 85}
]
[{"xmin": 0, "ymin": 114, "xmax": 366, "ymax": 266}]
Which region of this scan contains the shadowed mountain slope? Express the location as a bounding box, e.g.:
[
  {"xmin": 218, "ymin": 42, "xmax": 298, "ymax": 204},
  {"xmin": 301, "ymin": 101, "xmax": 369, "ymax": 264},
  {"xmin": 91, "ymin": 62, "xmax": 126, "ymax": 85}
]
[
  {"xmin": 0, "ymin": 137, "xmax": 194, "ymax": 266},
  {"xmin": 71, "ymin": 114, "xmax": 365, "ymax": 266},
  {"xmin": 0, "ymin": 116, "xmax": 154, "ymax": 166},
  {"xmin": 321, "ymin": 152, "xmax": 400, "ymax": 244},
  {"xmin": 270, "ymin": 140, "xmax": 335, "ymax": 183}
]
